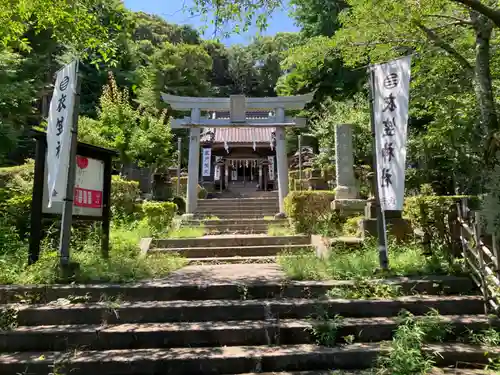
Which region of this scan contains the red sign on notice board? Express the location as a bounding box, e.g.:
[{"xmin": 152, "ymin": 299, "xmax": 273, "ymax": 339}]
[{"xmin": 74, "ymin": 188, "xmax": 103, "ymax": 208}]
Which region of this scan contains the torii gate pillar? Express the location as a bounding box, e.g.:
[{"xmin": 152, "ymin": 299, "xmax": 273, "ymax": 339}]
[
  {"xmin": 274, "ymin": 109, "xmax": 288, "ymax": 214},
  {"xmin": 161, "ymin": 93, "xmax": 314, "ymax": 216},
  {"xmin": 187, "ymin": 108, "xmax": 201, "ymax": 214}
]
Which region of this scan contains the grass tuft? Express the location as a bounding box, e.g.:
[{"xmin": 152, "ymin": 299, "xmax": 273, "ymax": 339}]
[
  {"xmin": 0, "ymin": 223, "xmax": 187, "ymax": 285},
  {"xmin": 278, "ymin": 239, "xmax": 463, "ymax": 281}
]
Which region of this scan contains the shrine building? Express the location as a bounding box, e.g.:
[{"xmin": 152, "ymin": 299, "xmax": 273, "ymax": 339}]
[{"xmin": 161, "ymin": 93, "xmax": 314, "ymax": 215}]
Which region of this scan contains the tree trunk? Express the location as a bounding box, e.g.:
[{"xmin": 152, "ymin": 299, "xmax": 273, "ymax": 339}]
[{"xmin": 470, "ymin": 11, "xmax": 498, "ymax": 163}]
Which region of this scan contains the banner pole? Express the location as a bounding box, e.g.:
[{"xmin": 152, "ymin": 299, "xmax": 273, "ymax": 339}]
[
  {"xmin": 368, "ymin": 63, "xmax": 389, "ymax": 271},
  {"xmin": 58, "ymin": 60, "xmax": 81, "ymax": 269}
]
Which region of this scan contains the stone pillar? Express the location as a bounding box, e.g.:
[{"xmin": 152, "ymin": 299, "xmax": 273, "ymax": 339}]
[
  {"xmin": 275, "ymin": 116, "xmax": 288, "ymax": 215},
  {"xmin": 186, "ymin": 109, "xmax": 201, "ymax": 215},
  {"xmin": 332, "ymin": 124, "xmax": 365, "ymax": 214},
  {"xmin": 335, "ymin": 124, "xmax": 357, "ymax": 199}
]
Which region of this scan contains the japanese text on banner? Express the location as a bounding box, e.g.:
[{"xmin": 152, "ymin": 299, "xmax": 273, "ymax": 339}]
[
  {"xmin": 202, "ymin": 148, "xmax": 212, "ymax": 177},
  {"xmin": 46, "ymin": 60, "xmax": 78, "ymax": 208},
  {"xmin": 373, "ymin": 56, "xmax": 411, "ymax": 211}
]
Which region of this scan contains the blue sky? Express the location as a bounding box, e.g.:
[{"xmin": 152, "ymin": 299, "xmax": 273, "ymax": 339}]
[{"xmin": 123, "ymin": 0, "xmax": 299, "ymax": 45}]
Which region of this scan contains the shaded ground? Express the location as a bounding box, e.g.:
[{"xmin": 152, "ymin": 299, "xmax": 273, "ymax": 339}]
[{"xmin": 162, "ymin": 263, "xmax": 287, "ymax": 284}]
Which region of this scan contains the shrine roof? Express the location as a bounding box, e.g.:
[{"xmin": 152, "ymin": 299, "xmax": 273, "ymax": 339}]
[{"xmin": 201, "ymin": 127, "xmax": 275, "ymax": 144}]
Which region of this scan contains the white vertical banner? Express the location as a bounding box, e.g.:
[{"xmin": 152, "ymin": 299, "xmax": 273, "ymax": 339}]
[
  {"xmin": 214, "ymin": 156, "xmax": 222, "ymax": 180},
  {"xmin": 202, "ymin": 148, "xmax": 212, "ymax": 176},
  {"xmin": 46, "ymin": 60, "xmax": 78, "ymax": 208},
  {"xmin": 268, "ymin": 156, "xmax": 275, "ymax": 181},
  {"xmin": 373, "ymin": 56, "xmax": 411, "ymax": 211}
]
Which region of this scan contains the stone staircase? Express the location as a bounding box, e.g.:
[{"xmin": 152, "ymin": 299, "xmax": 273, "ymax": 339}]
[
  {"xmin": 0, "ymin": 274, "xmax": 497, "ymax": 374},
  {"xmin": 148, "ymin": 234, "xmax": 312, "ymax": 264},
  {"xmin": 186, "ymin": 197, "xmax": 284, "ymax": 234}
]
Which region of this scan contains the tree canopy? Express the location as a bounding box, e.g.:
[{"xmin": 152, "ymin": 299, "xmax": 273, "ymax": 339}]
[{"xmin": 1, "ymin": 0, "xmax": 499, "ymax": 198}]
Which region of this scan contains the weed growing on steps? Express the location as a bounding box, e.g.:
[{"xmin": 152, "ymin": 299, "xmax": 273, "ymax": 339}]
[
  {"xmin": 307, "ymin": 310, "xmax": 344, "ymax": 347},
  {"xmin": 0, "ymin": 307, "xmax": 18, "ymax": 331},
  {"xmin": 167, "ymin": 225, "xmax": 206, "ymax": 238},
  {"xmin": 377, "ymin": 309, "xmax": 452, "ymax": 375},
  {"xmin": 268, "ymin": 224, "xmax": 294, "ymax": 236},
  {"xmin": 278, "ymin": 239, "xmax": 462, "ymax": 281},
  {"xmin": 326, "ymin": 278, "xmax": 403, "ymax": 299}
]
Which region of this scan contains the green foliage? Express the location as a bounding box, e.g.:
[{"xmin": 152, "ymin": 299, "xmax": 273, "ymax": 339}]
[
  {"xmin": 0, "ymin": 161, "xmax": 34, "ymax": 244},
  {"xmin": 307, "ymin": 313, "xmax": 343, "ymax": 347},
  {"xmin": 0, "ymin": 0, "xmax": 129, "ymax": 63},
  {"xmin": 377, "ymin": 309, "xmax": 451, "ymax": 374},
  {"xmin": 110, "ymin": 176, "xmax": 141, "ymax": 220},
  {"xmin": 171, "ymin": 196, "xmax": 186, "ymax": 214},
  {"xmin": 278, "ymin": 240, "xmax": 457, "ymax": 281},
  {"xmin": 79, "ymin": 74, "xmax": 173, "ymax": 167},
  {"xmin": 342, "ymin": 216, "xmax": 363, "ymax": 237},
  {"xmin": 404, "ymin": 194, "xmax": 480, "ymax": 257},
  {"xmin": 171, "ymin": 177, "xmax": 208, "ymax": 199},
  {"xmin": 141, "ymin": 201, "xmax": 177, "ymax": 235},
  {"xmin": 284, "ymin": 190, "xmax": 336, "ymax": 233},
  {"xmin": 327, "ymin": 278, "xmax": 402, "ymax": 299},
  {"xmin": 0, "ymin": 223, "xmax": 186, "ymax": 285}
]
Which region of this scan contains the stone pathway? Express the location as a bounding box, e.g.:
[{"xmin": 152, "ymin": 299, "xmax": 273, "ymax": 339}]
[{"xmin": 162, "ymin": 263, "xmax": 286, "ymax": 284}]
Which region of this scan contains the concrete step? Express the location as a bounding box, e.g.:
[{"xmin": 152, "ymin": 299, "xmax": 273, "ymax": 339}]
[
  {"xmin": 184, "ymin": 219, "xmax": 288, "ymax": 226},
  {"xmin": 198, "ymin": 198, "xmax": 279, "ymax": 205},
  {"xmin": 196, "ymin": 203, "xmax": 280, "ymax": 209},
  {"xmin": 11, "ymin": 296, "xmax": 484, "ymax": 326},
  {"xmin": 0, "ymin": 276, "xmax": 476, "ymax": 304},
  {"xmin": 2, "ymin": 315, "xmax": 496, "ymax": 352},
  {"xmin": 149, "ymin": 244, "xmax": 312, "ymax": 258},
  {"xmin": 0, "ymin": 343, "xmax": 497, "ymax": 374},
  {"xmin": 187, "ymin": 256, "xmax": 279, "ymax": 264},
  {"xmin": 194, "ymin": 210, "xmax": 279, "ymax": 217},
  {"xmin": 194, "ymin": 213, "xmax": 278, "ymax": 219},
  {"xmin": 236, "ymin": 372, "xmax": 494, "ymax": 375},
  {"xmin": 152, "ymin": 235, "xmax": 311, "ymax": 249},
  {"xmin": 202, "ymin": 224, "xmax": 276, "ymax": 234}
]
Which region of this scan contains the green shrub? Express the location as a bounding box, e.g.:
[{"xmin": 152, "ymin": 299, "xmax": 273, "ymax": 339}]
[
  {"xmin": 171, "ymin": 196, "xmax": 186, "ymax": 214},
  {"xmin": 142, "ymin": 201, "xmax": 176, "ymax": 235},
  {"xmin": 111, "ymin": 176, "xmax": 141, "ymax": 219},
  {"xmin": 404, "ymin": 193, "xmax": 480, "ymax": 257},
  {"xmin": 171, "ymin": 177, "xmax": 188, "ymax": 196},
  {"xmin": 198, "ymin": 185, "xmax": 207, "ymax": 199},
  {"xmin": 170, "ymin": 177, "xmax": 207, "ymax": 199},
  {"xmin": 284, "ymin": 190, "xmax": 336, "ymax": 233},
  {"xmin": 342, "ymin": 215, "xmax": 364, "ymax": 237},
  {"xmin": 0, "ymin": 161, "xmax": 34, "ymax": 241}
]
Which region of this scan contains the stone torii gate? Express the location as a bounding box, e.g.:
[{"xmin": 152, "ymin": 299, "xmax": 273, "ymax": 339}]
[{"xmin": 161, "ymin": 93, "xmax": 314, "ymax": 215}]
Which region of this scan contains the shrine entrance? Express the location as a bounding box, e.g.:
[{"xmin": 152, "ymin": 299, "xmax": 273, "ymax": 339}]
[{"xmin": 161, "ymin": 93, "xmax": 314, "ymax": 215}]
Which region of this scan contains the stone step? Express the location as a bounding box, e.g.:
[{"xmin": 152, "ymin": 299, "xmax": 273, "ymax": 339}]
[
  {"xmin": 194, "ymin": 213, "xmax": 277, "ymax": 219},
  {"xmin": 237, "ymin": 372, "xmax": 493, "ymax": 375},
  {"xmin": 196, "ymin": 203, "xmax": 280, "ymax": 210},
  {"xmin": 198, "ymin": 198, "xmax": 279, "ymax": 204},
  {"xmin": 1, "ymin": 315, "xmax": 495, "ymax": 352},
  {"xmin": 152, "ymin": 235, "xmax": 311, "ymax": 249},
  {"xmin": 184, "ymin": 219, "xmax": 287, "ymax": 226},
  {"xmin": 0, "ymin": 276, "xmax": 475, "ymax": 304},
  {"xmin": 149, "ymin": 244, "xmax": 312, "ymax": 258},
  {"xmin": 194, "ymin": 209, "xmax": 279, "ymax": 216},
  {"xmin": 0, "ymin": 343, "xmax": 497, "ymax": 374},
  {"xmin": 10, "ymin": 296, "xmax": 484, "ymax": 326},
  {"xmin": 203, "ymin": 224, "xmax": 276, "ymax": 234},
  {"xmin": 186, "ymin": 256, "xmax": 279, "ymax": 264}
]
